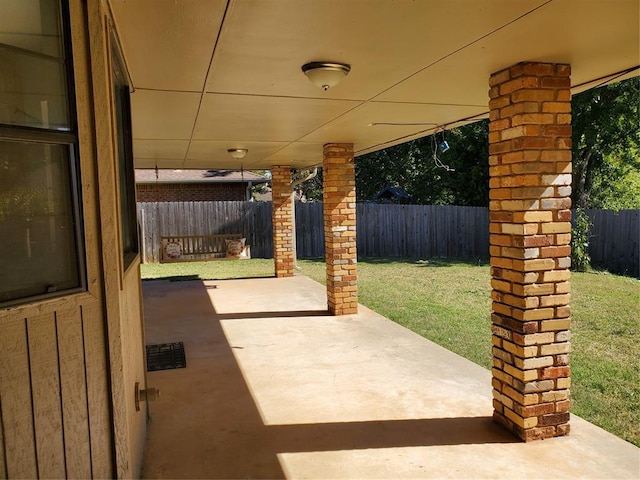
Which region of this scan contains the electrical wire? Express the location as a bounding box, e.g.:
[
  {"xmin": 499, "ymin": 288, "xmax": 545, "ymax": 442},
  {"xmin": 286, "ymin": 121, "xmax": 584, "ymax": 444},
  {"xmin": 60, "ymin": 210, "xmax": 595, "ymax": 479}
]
[{"xmin": 430, "ymin": 128, "xmax": 455, "ymax": 172}]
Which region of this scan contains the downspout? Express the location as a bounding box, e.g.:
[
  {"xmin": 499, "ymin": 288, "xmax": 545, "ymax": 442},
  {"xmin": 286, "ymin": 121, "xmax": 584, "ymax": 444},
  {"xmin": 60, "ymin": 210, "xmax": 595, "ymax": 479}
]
[{"xmin": 290, "ymin": 167, "xmax": 318, "ymax": 271}]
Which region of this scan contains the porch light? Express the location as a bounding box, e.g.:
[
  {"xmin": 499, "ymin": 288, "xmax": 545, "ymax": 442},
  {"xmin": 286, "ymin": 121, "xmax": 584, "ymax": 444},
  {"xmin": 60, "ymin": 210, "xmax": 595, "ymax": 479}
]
[
  {"xmin": 301, "ymin": 62, "xmax": 351, "ymax": 91},
  {"xmin": 227, "ymin": 148, "xmax": 248, "ymax": 159}
]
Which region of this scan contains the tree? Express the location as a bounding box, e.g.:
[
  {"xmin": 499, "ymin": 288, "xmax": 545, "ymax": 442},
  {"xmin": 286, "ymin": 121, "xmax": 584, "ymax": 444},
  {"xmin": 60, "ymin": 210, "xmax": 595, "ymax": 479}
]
[
  {"xmin": 355, "ymin": 121, "xmax": 489, "ymax": 206},
  {"xmin": 292, "ymin": 168, "xmax": 323, "ymax": 202},
  {"xmin": 571, "ymin": 77, "xmax": 640, "ymax": 210}
]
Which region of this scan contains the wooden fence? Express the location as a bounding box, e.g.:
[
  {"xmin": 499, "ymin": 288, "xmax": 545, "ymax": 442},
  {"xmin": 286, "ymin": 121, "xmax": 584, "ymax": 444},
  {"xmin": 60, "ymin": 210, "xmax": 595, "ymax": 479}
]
[
  {"xmin": 137, "ymin": 202, "xmax": 489, "ymax": 263},
  {"xmin": 137, "ymin": 202, "xmax": 639, "ymax": 277},
  {"xmin": 138, "ymin": 201, "xmax": 273, "ymax": 262},
  {"xmin": 586, "ymin": 209, "xmax": 639, "ymax": 277}
]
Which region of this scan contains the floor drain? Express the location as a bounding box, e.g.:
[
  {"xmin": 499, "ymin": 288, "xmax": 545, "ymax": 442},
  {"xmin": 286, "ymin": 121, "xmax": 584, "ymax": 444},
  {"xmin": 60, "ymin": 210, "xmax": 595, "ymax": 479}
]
[{"xmin": 146, "ymin": 342, "xmax": 186, "ymax": 371}]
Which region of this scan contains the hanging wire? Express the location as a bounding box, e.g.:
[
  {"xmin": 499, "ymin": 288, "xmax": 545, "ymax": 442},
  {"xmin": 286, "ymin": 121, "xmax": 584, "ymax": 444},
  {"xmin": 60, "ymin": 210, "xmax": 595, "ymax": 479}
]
[{"xmin": 431, "ymin": 129, "xmax": 455, "ymax": 172}]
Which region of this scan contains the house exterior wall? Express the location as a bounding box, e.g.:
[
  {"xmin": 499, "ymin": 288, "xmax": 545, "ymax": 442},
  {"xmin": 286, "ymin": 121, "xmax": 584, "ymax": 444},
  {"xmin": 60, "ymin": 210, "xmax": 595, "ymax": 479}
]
[
  {"xmin": 136, "ymin": 182, "xmax": 247, "ymax": 202},
  {"xmin": 87, "ymin": 0, "xmax": 148, "ymax": 475},
  {"xmin": 0, "ymin": 0, "xmax": 115, "ymax": 477}
]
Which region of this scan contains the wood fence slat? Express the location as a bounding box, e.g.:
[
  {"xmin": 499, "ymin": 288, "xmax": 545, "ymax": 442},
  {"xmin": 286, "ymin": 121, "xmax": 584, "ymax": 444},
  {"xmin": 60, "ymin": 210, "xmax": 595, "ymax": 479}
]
[
  {"xmin": 0, "ymin": 318, "xmax": 38, "ymax": 478},
  {"xmin": 57, "ymin": 307, "xmax": 92, "ymax": 478},
  {"xmin": 586, "ymin": 209, "xmax": 639, "ymax": 277},
  {"xmin": 28, "ymin": 313, "xmax": 66, "ymax": 478}
]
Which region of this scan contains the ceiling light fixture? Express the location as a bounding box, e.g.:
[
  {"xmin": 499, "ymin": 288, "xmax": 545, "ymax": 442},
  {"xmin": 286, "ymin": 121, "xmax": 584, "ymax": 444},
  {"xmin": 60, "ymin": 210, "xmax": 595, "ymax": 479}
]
[
  {"xmin": 227, "ymin": 148, "xmax": 248, "ymax": 159},
  {"xmin": 301, "ymin": 62, "xmax": 351, "ymax": 91}
]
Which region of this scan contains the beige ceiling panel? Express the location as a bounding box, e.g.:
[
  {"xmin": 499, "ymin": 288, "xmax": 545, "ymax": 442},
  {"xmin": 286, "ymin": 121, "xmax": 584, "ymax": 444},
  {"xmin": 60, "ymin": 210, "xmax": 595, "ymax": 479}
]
[
  {"xmin": 192, "ymin": 94, "xmax": 361, "ymax": 142},
  {"xmin": 299, "ymin": 102, "xmax": 487, "ymax": 146},
  {"xmin": 180, "ymin": 158, "xmax": 259, "ymax": 170},
  {"xmin": 377, "ymin": 0, "xmax": 640, "ymax": 105},
  {"xmin": 109, "ymin": 0, "xmax": 226, "ymax": 91},
  {"xmin": 131, "ymin": 90, "xmax": 201, "ymax": 139},
  {"xmin": 263, "ymin": 143, "xmax": 325, "ymax": 168},
  {"xmin": 133, "ymin": 139, "xmax": 190, "ymax": 160},
  {"xmin": 206, "ymin": 0, "xmax": 544, "ymax": 100},
  {"xmin": 187, "ymin": 140, "xmax": 289, "ymax": 164},
  {"xmin": 134, "ymin": 158, "xmax": 184, "ymax": 169}
]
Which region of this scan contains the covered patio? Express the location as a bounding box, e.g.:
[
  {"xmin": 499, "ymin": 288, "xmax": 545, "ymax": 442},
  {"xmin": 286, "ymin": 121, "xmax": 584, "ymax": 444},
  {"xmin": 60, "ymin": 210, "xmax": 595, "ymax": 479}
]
[
  {"xmin": 1, "ymin": 1, "xmax": 639, "ymax": 477},
  {"xmin": 140, "ymin": 276, "xmax": 639, "ymax": 479}
]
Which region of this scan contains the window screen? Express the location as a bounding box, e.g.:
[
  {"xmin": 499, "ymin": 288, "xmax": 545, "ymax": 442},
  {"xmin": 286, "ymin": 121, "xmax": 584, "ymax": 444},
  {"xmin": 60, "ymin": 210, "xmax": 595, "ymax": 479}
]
[{"xmin": 0, "ymin": 0, "xmax": 85, "ymax": 306}]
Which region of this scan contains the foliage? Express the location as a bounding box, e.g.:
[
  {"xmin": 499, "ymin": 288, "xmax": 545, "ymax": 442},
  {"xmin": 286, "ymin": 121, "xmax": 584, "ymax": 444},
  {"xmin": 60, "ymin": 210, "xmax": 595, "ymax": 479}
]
[
  {"xmin": 251, "ymin": 168, "xmax": 324, "ymax": 202},
  {"xmin": 571, "ymin": 208, "xmax": 592, "ymax": 272},
  {"xmin": 0, "ymin": 187, "xmax": 50, "ymax": 219},
  {"xmin": 587, "ymin": 156, "xmax": 640, "ymax": 210},
  {"xmin": 248, "ymin": 170, "xmax": 271, "ymax": 200},
  {"xmin": 355, "ymin": 121, "xmax": 489, "ymax": 206},
  {"xmin": 572, "ymin": 77, "xmax": 640, "ymax": 209},
  {"xmin": 292, "ymin": 168, "xmax": 323, "ymax": 202}
]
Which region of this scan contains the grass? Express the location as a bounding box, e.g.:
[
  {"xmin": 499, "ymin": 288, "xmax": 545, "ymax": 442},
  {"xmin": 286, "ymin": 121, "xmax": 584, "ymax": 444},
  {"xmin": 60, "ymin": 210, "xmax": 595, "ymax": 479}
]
[
  {"xmin": 140, "ymin": 259, "xmax": 275, "ymax": 281},
  {"xmin": 140, "ymin": 258, "xmax": 640, "ymax": 446}
]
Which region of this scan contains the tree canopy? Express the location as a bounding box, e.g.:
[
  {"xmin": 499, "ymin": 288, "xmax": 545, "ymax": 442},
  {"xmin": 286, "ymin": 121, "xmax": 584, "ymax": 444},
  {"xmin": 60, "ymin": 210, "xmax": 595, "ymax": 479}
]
[
  {"xmin": 571, "ymin": 76, "xmax": 640, "ymax": 210},
  {"xmin": 355, "ymin": 121, "xmax": 489, "ymax": 206}
]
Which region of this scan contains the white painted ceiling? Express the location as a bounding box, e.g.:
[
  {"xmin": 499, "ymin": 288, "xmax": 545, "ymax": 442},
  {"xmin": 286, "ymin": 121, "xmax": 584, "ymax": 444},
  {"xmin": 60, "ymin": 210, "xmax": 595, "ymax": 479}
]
[{"xmin": 108, "ymin": 0, "xmax": 639, "ymax": 170}]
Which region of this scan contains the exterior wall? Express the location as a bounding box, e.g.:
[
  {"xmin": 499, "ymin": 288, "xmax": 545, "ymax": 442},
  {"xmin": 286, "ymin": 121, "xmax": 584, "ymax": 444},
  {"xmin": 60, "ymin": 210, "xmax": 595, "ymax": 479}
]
[
  {"xmin": 271, "ymin": 166, "xmax": 294, "ymax": 277},
  {"xmin": 136, "ymin": 182, "xmax": 247, "ymax": 202},
  {"xmin": 0, "ymin": 0, "xmax": 113, "ymax": 476},
  {"xmin": 86, "ymin": 0, "xmax": 149, "ymax": 476},
  {"xmin": 323, "ymin": 143, "xmax": 358, "ymax": 315},
  {"xmin": 488, "ymin": 62, "xmax": 572, "ymax": 441}
]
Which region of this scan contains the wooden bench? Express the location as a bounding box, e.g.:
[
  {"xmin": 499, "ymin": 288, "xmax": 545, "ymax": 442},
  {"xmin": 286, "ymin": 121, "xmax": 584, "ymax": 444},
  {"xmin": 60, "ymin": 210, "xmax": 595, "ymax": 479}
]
[{"xmin": 160, "ymin": 234, "xmax": 251, "ymax": 263}]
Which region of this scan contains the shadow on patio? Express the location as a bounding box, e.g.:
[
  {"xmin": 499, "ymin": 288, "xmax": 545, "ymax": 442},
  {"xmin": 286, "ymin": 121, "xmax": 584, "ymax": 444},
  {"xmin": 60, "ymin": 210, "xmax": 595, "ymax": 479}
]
[{"xmin": 141, "ymin": 276, "xmax": 639, "ymax": 479}]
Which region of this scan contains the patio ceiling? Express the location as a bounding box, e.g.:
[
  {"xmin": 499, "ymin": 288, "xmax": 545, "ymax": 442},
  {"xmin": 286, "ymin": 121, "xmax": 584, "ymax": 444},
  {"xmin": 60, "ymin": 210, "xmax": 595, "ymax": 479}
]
[{"xmin": 108, "ymin": 0, "xmax": 639, "ymax": 170}]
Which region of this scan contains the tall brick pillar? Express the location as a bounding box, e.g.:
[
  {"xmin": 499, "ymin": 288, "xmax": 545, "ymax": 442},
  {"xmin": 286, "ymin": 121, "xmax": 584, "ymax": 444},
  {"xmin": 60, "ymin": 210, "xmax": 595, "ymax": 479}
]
[
  {"xmin": 271, "ymin": 165, "xmax": 294, "ymax": 277},
  {"xmin": 488, "ymin": 62, "xmax": 572, "ymax": 441},
  {"xmin": 323, "ymin": 143, "xmax": 358, "ymax": 315}
]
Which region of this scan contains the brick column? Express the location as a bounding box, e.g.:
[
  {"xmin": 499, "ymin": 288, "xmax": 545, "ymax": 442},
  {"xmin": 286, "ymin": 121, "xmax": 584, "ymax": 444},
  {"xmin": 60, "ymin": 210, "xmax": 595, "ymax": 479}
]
[
  {"xmin": 488, "ymin": 62, "xmax": 572, "ymax": 441},
  {"xmin": 323, "ymin": 143, "xmax": 358, "ymax": 315},
  {"xmin": 271, "ymin": 165, "xmax": 294, "ymax": 277}
]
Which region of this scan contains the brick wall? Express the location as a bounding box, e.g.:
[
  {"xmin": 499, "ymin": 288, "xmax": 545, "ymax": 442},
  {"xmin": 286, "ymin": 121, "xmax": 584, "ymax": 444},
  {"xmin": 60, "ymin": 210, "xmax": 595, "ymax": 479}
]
[
  {"xmin": 488, "ymin": 62, "xmax": 572, "ymax": 441},
  {"xmin": 323, "ymin": 143, "xmax": 358, "ymax": 315},
  {"xmin": 136, "ymin": 183, "xmax": 246, "ymax": 202},
  {"xmin": 271, "ymin": 166, "xmax": 294, "ymax": 277}
]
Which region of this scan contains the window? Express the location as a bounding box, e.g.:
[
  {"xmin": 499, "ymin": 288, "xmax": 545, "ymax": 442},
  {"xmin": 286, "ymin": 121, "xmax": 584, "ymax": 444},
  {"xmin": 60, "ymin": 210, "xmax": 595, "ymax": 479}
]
[
  {"xmin": 111, "ymin": 35, "xmax": 138, "ymax": 269},
  {"xmin": 0, "ymin": 0, "xmax": 85, "ymax": 306}
]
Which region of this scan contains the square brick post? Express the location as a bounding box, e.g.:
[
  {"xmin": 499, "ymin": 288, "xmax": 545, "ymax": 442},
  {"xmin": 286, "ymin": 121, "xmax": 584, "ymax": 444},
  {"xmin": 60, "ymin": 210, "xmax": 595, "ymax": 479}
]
[
  {"xmin": 271, "ymin": 165, "xmax": 294, "ymax": 277},
  {"xmin": 488, "ymin": 62, "xmax": 572, "ymax": 441},
  {"xmin": 323, "ymin": 143, "xmax": 358, "ymax": 315}
]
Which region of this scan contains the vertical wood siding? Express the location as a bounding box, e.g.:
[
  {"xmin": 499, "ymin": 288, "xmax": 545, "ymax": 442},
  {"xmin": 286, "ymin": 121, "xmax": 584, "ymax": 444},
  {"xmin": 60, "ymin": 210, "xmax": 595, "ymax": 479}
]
[{"xmin": 0, "ymin": 298, "xmax": 113, "ymax": 478}]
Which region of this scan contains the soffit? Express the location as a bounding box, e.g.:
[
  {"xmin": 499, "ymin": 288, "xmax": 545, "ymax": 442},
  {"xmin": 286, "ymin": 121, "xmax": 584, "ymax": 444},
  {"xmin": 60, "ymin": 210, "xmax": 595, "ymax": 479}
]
[{"xmin": 109, "ymin": 0, "xmax": 640, "ymax": 170}]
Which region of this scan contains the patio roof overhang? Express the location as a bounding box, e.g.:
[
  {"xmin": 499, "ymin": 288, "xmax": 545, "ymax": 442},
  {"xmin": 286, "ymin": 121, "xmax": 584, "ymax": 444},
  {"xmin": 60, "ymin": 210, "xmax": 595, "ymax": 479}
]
[{"xmin": 108, "ymin": 0, "xmax": 639, "ymax": 171}]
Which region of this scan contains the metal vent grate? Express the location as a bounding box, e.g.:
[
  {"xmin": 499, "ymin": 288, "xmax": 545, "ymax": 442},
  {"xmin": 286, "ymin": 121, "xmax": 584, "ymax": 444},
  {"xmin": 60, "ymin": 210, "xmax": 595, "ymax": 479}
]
[{"xmin": 146, "ymin": 342, "xmax": 186, "ymax": 371}]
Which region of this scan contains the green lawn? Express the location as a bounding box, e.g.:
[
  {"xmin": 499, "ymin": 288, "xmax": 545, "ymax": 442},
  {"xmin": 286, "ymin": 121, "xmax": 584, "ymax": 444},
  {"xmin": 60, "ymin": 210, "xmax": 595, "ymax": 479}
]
[{"xmin": 140, "ymin": 258, "xmax": 639, "ymax": 446}]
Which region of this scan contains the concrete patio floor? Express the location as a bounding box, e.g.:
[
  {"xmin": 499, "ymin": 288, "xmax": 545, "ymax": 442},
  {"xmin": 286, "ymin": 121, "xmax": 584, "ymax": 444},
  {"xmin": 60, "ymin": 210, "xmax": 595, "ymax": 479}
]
[{"xmin": 141, "ymin": 275, "xmax": 639, "ymax": 479}]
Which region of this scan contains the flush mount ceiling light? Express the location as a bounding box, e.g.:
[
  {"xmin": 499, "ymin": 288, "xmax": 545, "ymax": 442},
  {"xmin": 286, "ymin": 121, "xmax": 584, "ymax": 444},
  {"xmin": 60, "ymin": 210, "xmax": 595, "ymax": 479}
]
[
  {"xmin": 301, "ymin": 62, "xmax": 351, "ymax": 91},
  {"xmin": 227, "ymin": 148, "xmax": 248, "ymax": 159}
]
